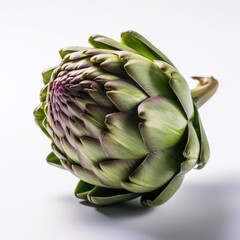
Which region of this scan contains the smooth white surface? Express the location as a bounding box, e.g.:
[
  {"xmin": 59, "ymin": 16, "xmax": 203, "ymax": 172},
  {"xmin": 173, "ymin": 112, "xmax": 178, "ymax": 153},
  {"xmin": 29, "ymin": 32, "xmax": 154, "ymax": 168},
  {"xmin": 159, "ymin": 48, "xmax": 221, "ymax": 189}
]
[{"xmin": 1, "ymin": 0, "xmax": 240, "ymax": 239}]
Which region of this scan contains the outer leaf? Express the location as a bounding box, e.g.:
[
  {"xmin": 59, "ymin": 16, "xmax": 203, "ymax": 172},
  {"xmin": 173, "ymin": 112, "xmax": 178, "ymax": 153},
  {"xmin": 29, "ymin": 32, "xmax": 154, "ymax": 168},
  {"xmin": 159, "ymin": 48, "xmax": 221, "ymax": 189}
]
[
  {"xmin": 88, "ymin": 89, "xmax": 114, "ymax": 107},
  {"xmin": 40, "ymin": 84, "xmax": 48, "ymax": 102},
  {"xmin": 141, "ymin": 175, "xmax": 184, "ymax": 207},
  {"xmin": 198, "ymin": 119, "xmax": 210, "ymax": 169},
  {"xmin": 100, "ymin": 112, "xmax": 148, "ymax": 159},
  {"xmin": 33, "ymin": 104, "xmax": 51, "ymax": 138},
  {"xmin": 42, "ymin": 67, "xmax": 56, "ymax": 85},
  {"xmin": 192, "ymin": 106, "xmax": 210, "ymax": 169},
  {"xmin": 154, "ymin": 60, "xmax": 194, "ymax": 120},
  {"xmin": 123, "ymin": 58, "xmax": 174, "ymax": 98},
  {"xmin": 87, "ymin": 186, "xmax": 139, "ymax": 206},
  {"xmin": 46, "ymin": 152, "xmax": 64, "ymax": 169},
  {"xmin": 121, "ymin": 30, "xmax": 174, "ymax": 65},
  {"xmin": 93, "ymin": 158, "xmax": 144, "ymax": 189},
  {"xmin": 140, "ymin": 122, "xmax": 200, "ymax": 207},
  {"xmin": 138, "ymin": 96, "xmax": 187, "ymax": 149},
  {"xmin": 128, "ymin": 148, "xmax": 183, "ymax": 190},
  {"xmin": 89, "ymin": 35, "xmax": 136, "ymax": 52},
  {"xmin": 75, "ymin": 180, "xmax": 95, "ymax": 199},
  {"xmin": 121, "ymin": 180, "xmax": 156, "ymax": 193},
  {"xmin": 169, "ymin": 75, "xmax": 194, "ymax": 121},
  {"xmin": 105, "ymin": 79, "xmax": 148, "ymax": 111},
  {"xmin": 183, "ymin": 122, "xmax": 200, "ymax": 167}
]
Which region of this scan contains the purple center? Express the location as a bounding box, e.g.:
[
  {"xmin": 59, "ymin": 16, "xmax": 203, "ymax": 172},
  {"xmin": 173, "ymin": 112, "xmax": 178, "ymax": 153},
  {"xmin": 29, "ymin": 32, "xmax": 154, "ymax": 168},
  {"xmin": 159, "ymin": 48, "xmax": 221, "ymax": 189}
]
[{"xmin": 53, "ymin": 80, "xmax": 67, "ymax": 96}]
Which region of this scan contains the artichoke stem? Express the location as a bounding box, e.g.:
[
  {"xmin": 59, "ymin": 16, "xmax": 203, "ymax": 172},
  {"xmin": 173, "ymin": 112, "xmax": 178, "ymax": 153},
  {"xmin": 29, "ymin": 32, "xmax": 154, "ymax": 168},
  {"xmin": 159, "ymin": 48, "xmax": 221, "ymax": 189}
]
[{"xmin": 190, "ymin": 76, "xmax": 219, "ymax": 108}]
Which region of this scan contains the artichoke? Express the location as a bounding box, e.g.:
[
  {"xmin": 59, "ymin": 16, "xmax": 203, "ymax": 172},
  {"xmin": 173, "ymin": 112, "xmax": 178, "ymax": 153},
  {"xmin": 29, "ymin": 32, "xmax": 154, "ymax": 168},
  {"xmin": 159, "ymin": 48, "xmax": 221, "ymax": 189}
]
[{"xmin": 34, "ymin": 31, "xmax": 218, "ymax": 207}]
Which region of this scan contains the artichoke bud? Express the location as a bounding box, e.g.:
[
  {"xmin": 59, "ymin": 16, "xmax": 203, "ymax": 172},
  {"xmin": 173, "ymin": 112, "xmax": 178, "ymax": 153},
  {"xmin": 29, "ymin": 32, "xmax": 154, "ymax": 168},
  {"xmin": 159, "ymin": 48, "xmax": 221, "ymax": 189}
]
[{"xmin": 34, "ymin": 31, "xmax": 218, "ymax": 207}]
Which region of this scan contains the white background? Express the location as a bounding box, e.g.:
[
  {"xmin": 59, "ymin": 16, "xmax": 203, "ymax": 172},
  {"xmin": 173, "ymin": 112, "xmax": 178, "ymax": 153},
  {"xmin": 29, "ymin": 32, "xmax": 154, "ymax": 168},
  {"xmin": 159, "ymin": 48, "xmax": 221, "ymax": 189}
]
[{"xmin": 1, "ymin": 0, "xmax": 240, "ymax": 239}]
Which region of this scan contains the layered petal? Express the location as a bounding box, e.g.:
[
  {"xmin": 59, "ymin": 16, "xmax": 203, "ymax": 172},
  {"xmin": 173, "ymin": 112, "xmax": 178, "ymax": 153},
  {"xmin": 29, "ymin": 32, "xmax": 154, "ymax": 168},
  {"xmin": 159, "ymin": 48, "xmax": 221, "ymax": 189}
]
[
  {"xmin": 138, "ymin": 96, "xmax": 188, "ymax": 150},
  {"xmin": 100, "ymin": 112, "xmax": 148, "ymax": 159},
  {"xmin": 121, "ymin": 147, "xmax": 183, "ymax": 194}
]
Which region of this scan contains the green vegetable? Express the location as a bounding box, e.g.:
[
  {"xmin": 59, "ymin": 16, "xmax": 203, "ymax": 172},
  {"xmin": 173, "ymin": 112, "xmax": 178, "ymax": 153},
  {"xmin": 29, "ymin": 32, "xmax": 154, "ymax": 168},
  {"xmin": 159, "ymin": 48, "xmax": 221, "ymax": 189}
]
[{"xmin": 34, "ymin": 31, "xmax": 218, "ymax": 207}]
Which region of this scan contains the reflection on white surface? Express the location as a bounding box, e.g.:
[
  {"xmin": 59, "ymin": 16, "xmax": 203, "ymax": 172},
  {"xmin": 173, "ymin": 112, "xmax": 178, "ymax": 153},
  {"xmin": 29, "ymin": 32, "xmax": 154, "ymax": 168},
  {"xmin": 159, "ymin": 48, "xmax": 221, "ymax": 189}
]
[
  {"xmin": 70, "ymin": 179, "xmax": 240, "ymax": 240},
  {"xmin": 3, "ymin": 177, "xmax": 239, "ymax": 240}
]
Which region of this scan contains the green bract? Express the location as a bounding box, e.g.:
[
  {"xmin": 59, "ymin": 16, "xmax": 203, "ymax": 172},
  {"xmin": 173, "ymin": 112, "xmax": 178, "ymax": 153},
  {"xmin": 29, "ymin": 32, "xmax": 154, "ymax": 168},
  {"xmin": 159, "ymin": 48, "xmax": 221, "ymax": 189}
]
[{"xmin": 34, "ymin": 31, "xmax": 218, "ymax": 207}]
